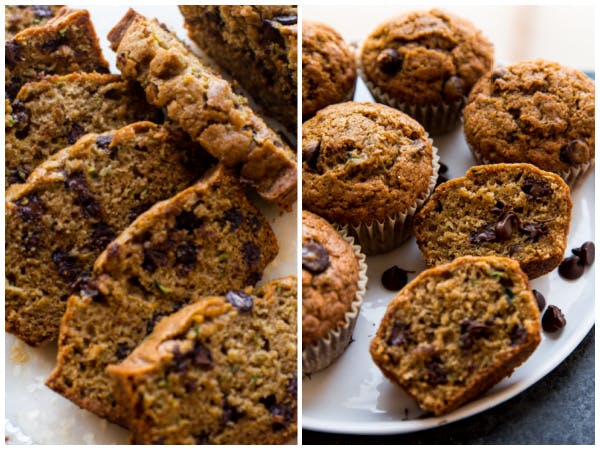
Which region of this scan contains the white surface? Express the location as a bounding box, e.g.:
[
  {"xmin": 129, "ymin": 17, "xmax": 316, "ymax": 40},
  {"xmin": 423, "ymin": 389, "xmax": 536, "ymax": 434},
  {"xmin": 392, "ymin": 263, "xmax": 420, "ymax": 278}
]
[
  {"xmin": 302, "ymin": 79, "xmax": 595, "ymax": 434},
  {"xmin": 4, "ymin": 5, "xmax": 298, "ymax": 445}
]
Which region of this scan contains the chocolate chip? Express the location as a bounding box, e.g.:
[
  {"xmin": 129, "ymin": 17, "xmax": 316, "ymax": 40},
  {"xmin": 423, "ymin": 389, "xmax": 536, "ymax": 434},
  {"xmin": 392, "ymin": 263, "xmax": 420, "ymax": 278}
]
[
  {"xmin": 67, "ymin": 123, "xmax": 86, "ymax": 145},
  {"xmin": 89, "ymin": 222, "xmax": 115, "ymax": 250},
  {"xmin": 225, "ymin": 290, "xmax": 254, "ymax": 312},
  {"xmin": 242, "ymin": 241, "xmax": 261, "ymax": 268},
  {"xmin": 560, "ymin": 139, "xmax": 590, "ymax": 164},
  {"xmin": 542, "ymin": 305, "xmax": 566, "ymax": 332},
  {"xmin": 439, "ymin": 162, "xmax": 448, "ymax": 174},
  {"xmin": 302, "ymin": 241, "xmax": 329, "ymax": 274},
  {"xmin": 95, "ymin": 135, "xmax": 113, "ymax": 150},
  {"xmin": 558, "ymin": 256, "xmax": 584, "ymax": 280},
  {"xmin": 387, "ymin": 321, "xmax": 412, "ymax": 346},
  {"xmin": 381, "ymin": 266, "xmax": 409, "ymax": 290},
  {"xmin": 5, "ymin": 40, "xmax": 22, "ymax": 70},
  {"xmin": 459, "ymin": 319, "xmax": 493, "ymax": 349},
  {"xmin": 495, "ymin": 211, "xmax": 519, "ymax": 241},
  {"xmin": 442, "ymin": 76, "xmax": 465, "ymax": 101},
  {"xmin": 286, "ymin": 376, "xmax": 297, "ymax": 397},
  {"xmin": 10, "ymin": 100, "xmax": 30, "ymax": 129},
  {"xmin": 521, "ymin": 177, "xmax": 552, "ymax": 198},
  {"xmin": 273, "ymin": 15, "xmax": 297, "ymax": 25},
  {"xmin": 519, "ymin": 221, "xmax": 548, "ymax": 242},
  {"xmin": 175, "ymin": 241, "xmax": 197, "ymax": 271},
  {"xmin": 174, "ymin": 210, "xmax": 203, "ymax": 232},
  {"xmin": 66, "ymin": 172, "xmax": 102, "ymax": 219},
  {"xmin": 41, "ymin": 34, "xmax": 67, "ymax": 53},
  {"xmin": 491, "ymin": 66, "xmax": 510, "ymax": 82},
  {"xmin": 15, "ymin": 194, "xmax": 44, "ymax": 222},
  {"xmin": 532, "ymin": 289, "xmax": 546, "ymax": 311},
  {"xmin": 377, "ymin": 48, "xmax": 403, "ymax": 75},
  {"xmin": 222, "ymin": 400, "xmax": 243, "ymax": 425},
  {"xmin": 303, "ymin": 141, "xmax": 320, "ymax": 169},
  {"xmin": 425, "ymin": 356, "xmax": 447, "ymax": 386},
  {"xmin": 259, "ymin": 394, "xmax": 277, "ymax": 409},
  {"xmin": 270, "ymin": 403, "xmax": 295, "ymax": 430},
  {"xmin": 572, "ymin": 241, "xmax": 595, "ymax": 266},
  {"xmin": 509, "ymin": 325, "xmax": 528, "ymax": 346},
  {"xmin": 6, "ymin": 78, "xmax": 23, "ymax": 100},
  {"xmin": 32, "ymin": 5, "xmax": 53, "ymax": 18},
  {"xmin": 223, "ymin": 207, "xmax": 244, "ymax": 231},
  {"xmin": 142, "ymin": 247, "xmax": 168, "ymax": 273},
  {"xmin": 469, "ymin": 224, "xmax": 498, "ymax": 244},
  {"xmin": 193, "ymin": 341, "xmax": 214, "ymax": 369},
  {"xmin": 115, "ymin": 342, "xmax": 130, "ymax": 361},
  {"xmin": 52, "ymin": 250, "xmax": 81, "ymax": 283}
]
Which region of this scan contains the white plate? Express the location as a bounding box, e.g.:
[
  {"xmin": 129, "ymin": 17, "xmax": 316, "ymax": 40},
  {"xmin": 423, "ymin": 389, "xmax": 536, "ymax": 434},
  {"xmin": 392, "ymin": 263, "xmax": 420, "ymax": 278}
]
[
  {"xmin": 302, "ymin": 79, "xmax": 595, "ymax": 434},
  {"xmin": 4, "ymin": 5, "xmax": 298, "ymax": 445}
]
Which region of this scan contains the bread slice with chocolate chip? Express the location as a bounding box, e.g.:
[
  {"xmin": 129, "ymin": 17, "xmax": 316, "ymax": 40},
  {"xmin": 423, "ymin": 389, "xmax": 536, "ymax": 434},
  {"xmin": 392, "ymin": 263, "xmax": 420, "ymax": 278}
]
[
  {"xmin": 413, "ymin": 163, "xmax": 572, "ymax": 279},
  {"xmin": 46, "ymin": 164, "xmax": 279, "ymax": 426},
  {"xmin": 5, "ymin": 72, "xmax": 162, "ymax": 186},
  {"xmin": 6, "ymin": 122, "xmax": 207, "ymax": 346},
  {"xmin": 370, "ymin": 256, "xmax": 541, "ymax": 416},
  {"xmin": 107, "ymin": 276, "xmax": 297, "ymax": 444},
  {"xmin": 107, "ymin": 9, "xmax": 297, "ymax": 209},
  {"xmin": 5, "ymin": 5, "xmax": 64, "ymax": 39},
  {"xmin": 5, "ymin": 7, "xmax": 109, "ymax": 101}
]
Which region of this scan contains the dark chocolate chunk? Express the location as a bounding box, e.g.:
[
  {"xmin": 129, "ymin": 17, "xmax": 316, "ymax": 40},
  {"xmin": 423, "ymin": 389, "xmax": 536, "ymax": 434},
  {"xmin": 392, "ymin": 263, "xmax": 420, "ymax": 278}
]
[
  {"xmin": 302, "ymin": 241, "xmax": 329, "ymax": 274},
  {"xmin": 442, "ymin": 76, "xmax": 465, "ymax": 101},
  {"xmin": 494, "ymin": 211, "xmax": 519, "ymax": 241},
  {"xmin": 459, "ymin": 319, "xmax": 493, "ymax": 349},
  {"xmin": 95, "ymin": 134, "xmax": 113, "ymax": 150},
  {"xmin": 67, "ymin": 123, "xmax": 86, "ymax": 145},
  {"xmin": 542, "ymin": 305, "xmax": 566, "ymax": 332},
  {"xmin": 381, "ymin": 266, "xmax": 409, "ymax": 291},
  {"xmin": 509, "ymin": 325, "xmax": 528, "ymax": 346},
  {"xmin": 560, "ymin": 139, "xmax": 590, "ymax": 164},
  {"xmin": 90, "ymin": 222, "xmax": 115, "ymax": 250},
  {"xmin": 558, "ymin": 255, "xmax": 584, "ymax": 280},
  {"xmin": 66, "ymin": 172, "xmax": 102, "ymax": 219},
  {"xmin": 425, "ymin": 356, "xmax": 447, "ymax": 386},
  {"xmin": 521, "ymin": 177, "xmax": 552, "ymax": 198},
  {"xmin": 242, "ymin": 241, "xmax": 261, "ymax": 267},
  {"xmin": 387, "ymin": 321, "xmax": 412, "ymax": 346},
  {"xmin": 142, "ymin": 247, "xmax": 169, "ymax": 273},
  {"xmin": 225, "ymin": 290, "xmax": 254, "ymax": 312},
  {"xmin": 32, "ymin": 5, "xmax": 53, "ymax": 18},
  {"xmin": 174, "ymin": 210, "xmax": 204, "ymax": 232},
  {"xmin": 223, "ymin": 207, "xmax": 244, "ymax": 231},
  {"xmin": 532, "ymin": 289, "xmax": 546, "ymax": 312},
  {"xmin": 115, "ymin": 342, "xmax": 131, "ymax": 361},
  {"xmin": 572, "ymin": 241, "xmax": 595, "ymax": 266},
  {"xmin": 175, "ymin": 241, "xmax": 198, "ymax": 270},
  {"xmin": 5, "ymin": 40, "xmax": 22, "ymax": 70},
  {"xmin": 52, "ymin": 250, "xmax": 81, "ymax": 283},
  {"xmin": 273, "ymin": 15, "xmax": 297, "ymax": 25},
  {"xmin": 303, "ymin": 141, "xmax": 320, "ymax": 169},
  {"xmin": 377, "ymin": 48, "xmax": 403, "ymax": 75}
]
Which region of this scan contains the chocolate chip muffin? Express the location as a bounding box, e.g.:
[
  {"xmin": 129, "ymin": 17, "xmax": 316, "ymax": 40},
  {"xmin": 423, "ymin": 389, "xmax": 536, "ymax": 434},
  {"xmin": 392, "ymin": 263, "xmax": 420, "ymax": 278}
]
[
  {"xmin": 302, "ymin": 101, "xmax": 439, "ymax": 254},
  {"xmin": 302, "ymin": 210, "xmax": 367, "ymax": 375},
  {"xmin": 46, "ymin": 165, "xmax": 278, "ymax": 426},
  {"xmin": 413, "ymin": 163, "xmax": 572, "ymax": 279},
  {"xmin": 370, "ymin": 255, "xmax": 541, "ymax": 416},
  {"xmin": 108, "ymin": 276, "xmax": 297, "ymax": 444},
  {"xmin": 464, "ymin": 60, "xmax": 595, "ymax": 187},
  {"xmin": 360, "ymin": 8, "xmax": 493, "ymax": 134},
  {"xmin": 302, "ymin": 20, "xmax": 357, "ymax": 120}
]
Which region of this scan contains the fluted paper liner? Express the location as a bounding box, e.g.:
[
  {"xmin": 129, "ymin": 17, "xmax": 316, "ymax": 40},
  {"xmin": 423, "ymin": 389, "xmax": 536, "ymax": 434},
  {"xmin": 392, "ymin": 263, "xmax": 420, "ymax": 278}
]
[{"xmin": 302, "ymin": 227, "xmax": 368, "ymax": 376}]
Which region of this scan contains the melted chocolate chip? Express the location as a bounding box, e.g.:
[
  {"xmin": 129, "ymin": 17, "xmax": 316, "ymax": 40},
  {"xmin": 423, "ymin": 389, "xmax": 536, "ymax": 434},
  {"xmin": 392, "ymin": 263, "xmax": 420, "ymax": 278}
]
[
  {"xmin": 115, "ymin": 342, "xmax": 131, "ymax": 361},
  {"xmin": 494, "ymin": 211, "xmax": 519, "ymax": 241},
  {"xmin": 302, "ymin": 241, "xmax": 329, "ymax": 274},
  {"xmin": 172, "ymin": 341, "xmax": 214, "ymax": 373},
  {"xmin": 142, "ymin": 247, "xmax": 168, "ymax": 273},
  {"xmin": 225, "ymin": 290, "xmax": 254, "ymax": 312},
  {"xmin": 560, "ymin": 139, "xmax": 590, "ymax": 164},
  {"xmin": 425, "ymin": 356, "xmax": 447, "ymax": 386},
  {"xmin": 509, "ymin": 325, "xmax": 528, "ymax": 346},
  {"xmin": 521, "ymin": 177, "xmax": 552, "ymax": 198},
  {"xmin": 174, "ymin": 210, "xmax": 203, "ymax": 232},
  {"xmin": 387, "ymin": 321, "xmax": 412, "ymax": 346},
  {"xmin": 90, "ymin": 222, "xmax": 115, "ymax": 250},
  {"xmin": 270, "ymin": 403, "xmax": 294, "ymax": 431},
  {"xmin": 303, "ymin": 141, "xmax": 320, "ymax": 169},
  {"xmin": 242, "ymin": 241, "xmax": 261, "ymax": 267},
  {"xmin": 442, "ymin": 76, "xmax": 465, "ymax": 101},
  {"xmin": 519, "ymin": 221, "xmax": 548, "ymax": 242},
  {"xmin": 52, "ymin": 250, "xmax": 81, "ymax": 283},
  {"xmin": 5, "ymin": 40, "xmax": 22, "ymax": 70},
  {"xmin": 193, "ymin": 341, "xmax": 214, "ymax": 369},
  {"xmin": 381, "ymin": 266, "xmax": 409, "ymax": 290},
  {"xmin": 66, "ymin": 172, "xmax": 102, "ymax": 219},
  {"xmin": 459, "ymin": 320, "xmax": 493, "ymax": 350},
  {"xmin": 572, "ymin": 241, "xmax": 595, "ymax": 266},
  {"xmin": 175, "ymin": 241, "xmax": 198, "ymax": 271},
  {"xmin": 377, "ymin": 48, "xmax": 403, "ymax": 75},
  {"xmin": 273, "ymin": 15, "xmax": 297, "ymax": 25},
  {"xmin": 532, "ymin": 289, "xmax": 546, "ymax": 312},
  {"xmin": 469, "ymin": 224, "xmax": 498, "ymax": 244},
  {"xmin": 223, "ymin": 207, "xmax": 244, "ymax": 231},
  {"xmin": 558, "ymin": 256, "xmax": 584, "ymax": 280},
  {"xmin": 6, "ymin": 78, "xmax": 22, "ymax": 100},
  {"xmin": 67, "ymin": 123, "xmax": 86, "ymax": 145},
  {"xmin": 542, "ymin": 305, "xmax": 566, "ymax": 332},
  {"xmin": 95, "ymin": 135, "xmax": 113, "ymax": 150},
  {"xmin": 222, "ymin": 401, "xmax": 243, "ymax": 425},
  {"xmin": 15, "ymin": 194, "xmax": 44, "ymax": 222},
  {"xmin": 41, "ymin": 34, "xmax": 67, "ymax": 53},
  {"xmin": 32, "ymin": 5, "xmax": 53, "ymax": 18}
]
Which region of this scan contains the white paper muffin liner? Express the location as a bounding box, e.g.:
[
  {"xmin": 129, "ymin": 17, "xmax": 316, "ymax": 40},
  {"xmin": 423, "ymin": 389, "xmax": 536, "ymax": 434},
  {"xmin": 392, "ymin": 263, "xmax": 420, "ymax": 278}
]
[
  {"xmin": 468, "ymin": 141, "xmax": 595, "ymax": 189},
  {"xmin": 346, "ymin": 141, "xmax": 440, "ymax": 255},
  {"xmin": 302, "ymin": 226, "xmax": 368, "ymax": 376}
]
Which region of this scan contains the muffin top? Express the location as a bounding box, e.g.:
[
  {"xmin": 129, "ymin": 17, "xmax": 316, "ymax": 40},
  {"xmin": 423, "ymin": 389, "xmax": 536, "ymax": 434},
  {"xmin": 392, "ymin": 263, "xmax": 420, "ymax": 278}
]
[
  {"xmin": 360, "ymin": 8, "xmax": 493, "ymax": 106},
  {"xmin": 302, "ymin": 210, "xmax": 359, "ymax": 347},
  {"xmin": 302, "ymin": 20, "xmax": 357, "ymax": 120},
  {"xmin": 302, "ymin": 101, "xmax": 434, "ymax": 225},
  {"xmin": 464, "ymin": 59, "xmax": 595, "ymax": 175}
]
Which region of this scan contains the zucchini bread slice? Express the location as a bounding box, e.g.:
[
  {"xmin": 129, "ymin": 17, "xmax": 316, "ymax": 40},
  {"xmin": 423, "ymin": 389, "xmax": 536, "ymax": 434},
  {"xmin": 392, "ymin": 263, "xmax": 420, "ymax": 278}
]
[
  {"xmin": 6, "ymin": 122, "xmax": 207, "ymax": 346},
  {"xmin": 108, "ymin": 9, "xmax": 297, "ymax": 209},
  {"xmin": 5, "ymin": 7, "xmax": 109, "ymax": 100},
  {"xmin": 179, "ymin": 5, "xmax": 298, "ymax": 134},
  {"xmin": 6, "ymin": 72, "xmax": 161, "ymax": 186},
  {"xmin": 108, "ymin": 276, "xmax": 297, "ymax": 444},
  {"xmin": 370, "ymin": 256, "xmax": 541, "ymax": 416},
  {"xmin": 46, "ymin": 165, "xmax": 279, "ymax": 426},
  {"xmin": 413, "ymin": 163, "xmax": 572, "ymax": 279},
  {"xmin": 5, "ymin": 5, "xmax": 63, "ymax": 39}
]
